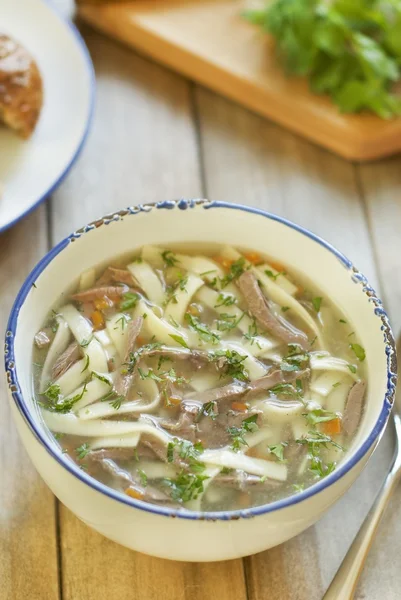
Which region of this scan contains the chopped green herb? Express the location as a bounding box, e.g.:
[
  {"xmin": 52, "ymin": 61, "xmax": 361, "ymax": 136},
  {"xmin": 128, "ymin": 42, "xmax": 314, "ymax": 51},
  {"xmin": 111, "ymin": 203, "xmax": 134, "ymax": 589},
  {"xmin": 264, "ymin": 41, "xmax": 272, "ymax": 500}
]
[
  {"xmin": 125, "ymin": 341, "xmax": 164, "ymax": 373},
  {"xmin": 32, "ymin": 282, "xmax": 37, "ymax": 289},
  {"xmin": 161, "ymin": 250, "xmax": 179, "ymax": 267},
  {"xmin": 208, "ymin": 349, "xmax": 249, "ymax": 382},
  {"xmin": 110, "ymin": 396, "xmax": 123, "ymax": 410},
  {"xmin": 220, "ymin": 257, "xmax": 248, "ymax": 288},
  {"xmin": 312, "ymin": 297, "xmax": 322, "ymax": 313},
  {"xmin": 199, "ymin": 269, "xmax": 217, "ymax": 276},
  {"xmin": 310, "ymin": 335, "xmax": 317, "ymax": 347},
  {"xmin": 157, "ymin": 355, "xmax": 172, "ymax": 370},
  {"xmin": 114, "ymin": 315, "xmax": 129, "ymax": 330},
  {"xmin": 163, "ymin": 471, "xmax": 209, "ymax": 502},
  {"xmin": 214, "ymin": 293, "xmax": 237, "ymax": 308},
  {"xmin": 119, "ymin": 292, "xmax": 140, "ymax": 311},
  {"xmin": 281, "ymin": 306, "xmax": 290, "ymax": 312},
  {"xmin": 185, "ymin": 313, "xmax": 220, "ymax": 345},
  {"xmin": 80, "ymin": 337, "xmax": 93, "ymax": 348},
  {"xmin": 196, "ymin": 400, "xmax": 218, "ymax": 422},
  {"xmin": 296, "ymin": 430, "xmax": 343, "ymax": 479},
  {"xmin": 168, "ymin": 334, "xmax": 189, "ymax": 349},
  {"xmin": 339, "ymin": 319, "xmax": 347, "ymax": 324},
  {"xmin": 267, "ymin": 442, "xmax": 288, "ymax": 462},
  {"xmin": 303, "ymin": 408, "xmax": 338, "ymax": 426},
  {"xmin": 42, "ymin": 383, "xmax": 87, "ymax": 414},
  {"xmin": 347, "ymin": 331, "xmax": 355, "ymax": 338},
  {"xmin": 138, "ymin": 367, "xmax": 163, "ymax": 382},
  {"xmin": 81, "ymin": 355, "xmax": 90, "ymax": 373},
  {"xmin": 75, "ymin": 443, "xmax": 90, "ymax": 460},
  {"xmin": 265, "ymin": 269, "xmax": 285, "ymax": 281},
  {"xmin": 350, "ymin": 343, "xmax": 366, "ymax": 362},
  {"xmin": 347, "ymin": 363, "xmax": 357, "ymax": 374},
  {"xmin": 169, "ymin": 315, "xmax": 180, "ymax": 328},
  {"xmin": 91, "ymin": 372, "xmax": 112, "ymax": 386},
  {"xmin": 332, "ymin": 382, "xmax": 341, "ymax": 388},
  {"xmin": 227, "ymin": 413, "xmax": 259, "ymax": 451},
  {"xmin": 138, "ymin": 469, "xmax": 148, "ymax": 487},
  {"xmin": 215, "ymin": 312, "xmax": 245, "ymax": 332},
  {"xmin": 280, "ymin": 346, "xmax": 309, "ymax": 372},
  {"xmin": 243, "ymin": 318, "xmax": 260, "ymax": 346},
  {"xmin": 166, "ymin": 438, "xmax": 205, "ymax": 472}
]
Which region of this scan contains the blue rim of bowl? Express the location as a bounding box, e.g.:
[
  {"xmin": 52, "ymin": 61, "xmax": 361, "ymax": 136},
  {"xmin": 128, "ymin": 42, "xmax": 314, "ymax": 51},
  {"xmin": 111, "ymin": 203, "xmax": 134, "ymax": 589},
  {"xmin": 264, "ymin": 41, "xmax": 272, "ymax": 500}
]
[
  {"xmin": 4, "ymin": 199, "xmax": 397, "ymax": 521},
  {"xmin": 0, "ymin": 0, "xmax": 95, "ymax": 235}
]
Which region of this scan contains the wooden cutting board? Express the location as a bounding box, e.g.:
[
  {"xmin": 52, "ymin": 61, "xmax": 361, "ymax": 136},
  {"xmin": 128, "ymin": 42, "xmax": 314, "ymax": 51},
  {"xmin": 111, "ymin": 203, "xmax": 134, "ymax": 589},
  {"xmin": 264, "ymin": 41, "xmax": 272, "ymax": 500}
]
[{"xmin": 78, "ymin": 0, "xmax": 401, "ymax": 161}]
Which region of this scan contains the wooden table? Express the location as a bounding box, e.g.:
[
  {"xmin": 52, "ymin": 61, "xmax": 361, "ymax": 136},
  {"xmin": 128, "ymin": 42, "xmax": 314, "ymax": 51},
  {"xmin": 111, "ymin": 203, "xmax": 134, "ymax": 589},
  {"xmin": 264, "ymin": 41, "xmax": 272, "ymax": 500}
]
[{"xmin": 1, "ymin": 4, "xmax": 401, "ymax": 599}]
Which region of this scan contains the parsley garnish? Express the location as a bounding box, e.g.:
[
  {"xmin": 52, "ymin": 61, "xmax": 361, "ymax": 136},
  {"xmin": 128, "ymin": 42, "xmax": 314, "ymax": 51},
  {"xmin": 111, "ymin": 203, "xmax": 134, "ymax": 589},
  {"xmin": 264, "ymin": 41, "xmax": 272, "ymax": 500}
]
[
  {"xmin": 219, "ymin": 257, "xmax": 248, "ymax": 288},
  {"xmin": 196, "ymin": 400, "xmax": 218, "ymax": 422},
  {"xmin": 208, "ymin": 349, "xmax": 249, "ymax": 382},
  {"xmin": 110, "ymin": 396, "xmax": 123, "ymax": 410},
  {"xmin": 244, "ymin": 0, "xmax": 401, "ymax": 119},
  {"xmin": 138, "ymin": 367, "xmax": 163, "ymax": 382},
  {"xmin": 280, "ymin": 345, "xmax": 309, "ymax": 372},
  {"xmin": 303, "ymin": 408, "xmax": 338, "ymax": 426},
  {"xmin": 81, "ymin": 355, "xmax": 90, "ymax": 373},
  {"xmin": 339, "ymin": 319, "xmax": 347, "ymax": 324},
  {"xmin": 119, "ymin": 292, "xmax": 140, "ymax": 311},
  {"xmin": 76, "ymin": 443, "xmax": 90, "ymax": 460},
  {"xmin": 185, "ymin": 313, "xmax": 220, "ymax": 345},
  {"xmin": 296, "ymin": 431, "xmax": 343, "ymax": 479},
  {"xmin": 281, "ymin": 306, "xmax": 290, "ymax": 312},
  {"xmin": 227, "ymin": 413, "xmax": 259, "ymax": 451},
  {"xmin": 215, "ymin": 312, "xmax": 244, "ymax": 332},
  {"xmin": 168, "ymin": 334, "xmax": 189, "ymax": 348},
  {"xmin": 267, "ymin": 442, "xmax": 288, "ymax": 462},
  {"xmin": 91, "ymin": 372, "xmax": 112, "ymax": 386},
  {"xmin": 42, "ymin": 383, "xmax": 87, "ymax": 413},
  {"xmin": 138, "ymin": 469, "xmax": 148, "ymax": 487},
  {"xmin": 214, "ymin": 293, "xmax": 236, "ymax": 308},
  {"xmin": 312, "ymin": 297, "xmax": 322, "ymax": 313},
  {"xmin": 80, "ymin": 337, "xmax": 93, "ymax": 348},
  {"xmin": 265, "ymin": 269, "xmax": 285, "ymax": 280},
  {"xmin": 125, "ymin": 342, "xmax": 163, "ymax": 373},
  {"xmin": 114, "ymin": 315, "xmax": 129, "ymax": 330},
  {"xmin": 166, "ymin": 438, "xmax": 205, "ymax": 472},
  {"xmin": 163, "ymin": 471, "xmax": 209, "ymax": 502},
  {"xmin": 350, "ymin": 343, "xmax": 366, "ymax": 362},
  {"xmin": 161, "ymin": 250, "xmax": 179, "ymax": 267},
  {"xmin": 347, "ymin": 363, "xmax": 357, "ymax": 374},
  {"xmin": 243, "ymin": 318, "xmax": 260, "ymax": 346}
]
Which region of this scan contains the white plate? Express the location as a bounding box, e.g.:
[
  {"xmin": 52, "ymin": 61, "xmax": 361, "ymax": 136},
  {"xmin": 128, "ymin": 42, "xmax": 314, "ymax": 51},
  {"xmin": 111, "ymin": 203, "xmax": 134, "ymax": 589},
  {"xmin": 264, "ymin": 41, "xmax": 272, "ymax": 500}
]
[{"xmin": 0, "ymin": 0, "xmax": 94, "ymax": 232}]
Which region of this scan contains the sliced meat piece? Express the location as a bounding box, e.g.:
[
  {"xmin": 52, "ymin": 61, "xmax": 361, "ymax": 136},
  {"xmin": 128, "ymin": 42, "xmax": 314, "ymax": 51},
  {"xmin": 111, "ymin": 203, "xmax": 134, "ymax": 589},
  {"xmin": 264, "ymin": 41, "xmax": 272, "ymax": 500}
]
[
  {"xmin": 114, "ymin": 316, "xmax": 143, "ymax": 397},
  {"xmin": 34, "ymin": 328, "xmax": 52, "ymax": 349},
  {"xmin": 196, "ymin": 406, "xmax": 262, "ymax": 449},
  {"xmin": 237, "ymin": 270, "xmax": 308, "ymax": 349},
  {"xmin": 342, "ymin": 380, "xmax": 366, "ymax": 437},
  {"xmin": 96, "ymin": 267, "xmax": 135, "ymax": 287},
  {"xmin": 138, "ymin": 436, "xmax": 188, "ymax": 470},
  {"xmin": 145, "ymin": 346, "xmax": 208, "ymax": 370},
  {"xmin": 97, "ymin": 457, "xmax": 172, "ymax": 503},
  {"xmin": 190, "ymin": 381, "xmax": 247, "ymax": 405},
  {"xmin": 161, "ymin": 403, "xmax": 198, "ymax": 443},
  {"xmin": 243, "ymin": 368, "xmax": 310, "ymax": 401},
  {"xmin": 71, "ymin": 285, "xmax": 129, "ymax": 303},
  {"xmin": 52, "ymin": 341, "xmax": 82, "ymax": 381},
  {"xmin": 215, "ymin": 470, "xmax": 281, "ymax": 491}
]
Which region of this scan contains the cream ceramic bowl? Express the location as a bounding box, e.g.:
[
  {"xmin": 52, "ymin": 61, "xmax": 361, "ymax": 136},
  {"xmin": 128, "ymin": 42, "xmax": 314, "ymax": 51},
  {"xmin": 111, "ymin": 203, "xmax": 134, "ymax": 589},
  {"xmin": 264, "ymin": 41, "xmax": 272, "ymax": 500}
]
[{"xmin": 5, "ymin": 199, "xmax": 397, "ymax": 562}]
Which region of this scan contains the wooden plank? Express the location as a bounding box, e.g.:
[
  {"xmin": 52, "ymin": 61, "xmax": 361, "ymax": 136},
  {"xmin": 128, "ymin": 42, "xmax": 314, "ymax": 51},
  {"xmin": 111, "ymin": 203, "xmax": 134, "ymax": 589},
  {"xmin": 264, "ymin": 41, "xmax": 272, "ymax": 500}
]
[
  {"xmin": 0, "ymin": 206, "xmax": 60, "ymax": 600},
  {"xmin": 50, "ymin": 26, "xmax": 247, "ymax": 600},
  {"xmin": 350, "ymin": 158, "xmax": 401, "ymax": 599},
  {"xmin": 77, "ymin": 0, "xmax": 401, "ymax": 162},
  {"xmin": 195, "ymin": 86, "xmax": 395, "ymax": 598}
]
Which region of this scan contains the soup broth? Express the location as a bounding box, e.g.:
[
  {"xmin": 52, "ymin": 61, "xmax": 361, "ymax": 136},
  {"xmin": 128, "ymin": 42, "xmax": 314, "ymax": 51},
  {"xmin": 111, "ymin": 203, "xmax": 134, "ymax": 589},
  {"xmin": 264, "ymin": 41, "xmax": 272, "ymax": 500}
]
[{"xmin": 33, "ymin": 244, "xmax": 366, "ymax": 512}]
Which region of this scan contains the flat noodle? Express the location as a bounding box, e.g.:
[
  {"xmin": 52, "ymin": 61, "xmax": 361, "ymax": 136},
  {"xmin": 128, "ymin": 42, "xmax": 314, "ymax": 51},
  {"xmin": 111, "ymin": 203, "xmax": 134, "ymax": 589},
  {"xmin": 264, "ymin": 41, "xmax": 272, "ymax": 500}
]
[
  {"xmin": 220, "ymin": 341, "xmax": 268, "ymax": 380},
  {"xmin": 137, "ymin": 299, "xmax": 190, "ymax": 347},
  {"xmin": 310, "ymin": 353, "xmax": 359, "ymax": 380},
  {"xmin": 54, "ymin": 358, "xmax": 88, "ymax": 396},
  {"xmin": 258, "ymin": 262, "xmax": 298, "ymax": 296},
  {"xmin": 90, "ymin": 433, "xmax": 141, "ymax": 450},
  {"xmin": 39, "ymin": 316, "xmax": 70, "ymax": 393},
  {"xmin": 201, "ymin": 449, "xmax": 288, "ymax": 480},
  {"xmin": 70, "ymin": 374, "xmax": 114, "ymax": 411},
  {"xmin": 78, "ymin": 396, "xmax": 160, "ymax": 420},
  {"xmin": 164, "ymin": 273, "xmax": 204, "ymax": 324},
  {"xmin": 127, "ymin": 260, "xmax": 164, "ymax": 306},
  {"xmin": 310, "ymin": 371, "xmax": 349, "ymax": 397},
  {"xmin": 106, "ymin": 312, "xmax": 131, "ymax": 359},
  {"xmin": 175, "ymin": 254, "xmax": 224, "ymax": 283},
  {"xmin": 141, "ymin": 245, "xmax": 165, "ymax": 270},
  {"xmin": 58, "ymin": 304, "xmax": 93, "ymax": 345}
]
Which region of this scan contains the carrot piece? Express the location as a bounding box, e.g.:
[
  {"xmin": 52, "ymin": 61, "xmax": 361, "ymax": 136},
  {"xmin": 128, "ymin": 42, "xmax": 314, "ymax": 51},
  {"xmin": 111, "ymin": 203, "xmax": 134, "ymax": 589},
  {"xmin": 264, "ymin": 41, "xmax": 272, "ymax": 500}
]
[
  {"xmin": 269, "ymin": 260, "xmax": 286, "ymax": 273},
  {"xmin": 165, "ymin": 396, "xmax": 182, "ymax": 408},
  {"xmin": 94, "ymin": 297, "xmax": 113, "ymax": 311},
  {"xmin": 91, "ymin": 310, "xmax": 105, "ymax": 330},
  {"xmin": 231, "ymin": 401, "xmax": 248, "ymax": 412},
  {"xmin": 244, "ymin": 252, "xmax": 262, "ymax": 265},
  {"xmin": 213, "ymin": 256, "xmax": 233, "ymax": 270},
  {"xmin": 125, "ymin": 487, "xmax": 145, "ymax": 500},
  {"xmin": 136, "ymin": 336, "xmax": 145, "ymax": 346},
  {"xmin": 321, "ymin": 418, "xmax": 342, "ymax": 435}
]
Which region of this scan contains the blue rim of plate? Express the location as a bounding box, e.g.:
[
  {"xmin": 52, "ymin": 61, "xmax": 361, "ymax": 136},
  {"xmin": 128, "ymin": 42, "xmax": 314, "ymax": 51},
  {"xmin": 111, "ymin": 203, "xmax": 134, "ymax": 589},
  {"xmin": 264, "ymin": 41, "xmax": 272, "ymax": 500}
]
[
  {"xmin": 0, "ymin": 0, "xmax": 95, "ymax": 235},
  {"xmin": 4, "ymin": 199, "xmax": 397, "ymax": 521}
]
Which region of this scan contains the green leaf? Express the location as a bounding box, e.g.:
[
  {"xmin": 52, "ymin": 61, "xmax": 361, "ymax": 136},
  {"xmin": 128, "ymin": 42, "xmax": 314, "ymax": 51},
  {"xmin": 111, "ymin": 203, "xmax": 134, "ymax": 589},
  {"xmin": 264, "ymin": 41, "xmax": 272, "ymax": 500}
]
[
  {"xmin": 304, "ymin": 408, "xmax": 338, "ymax": 426},
  {"xmin": 168, "ymin": 334, "xmax": 189, "ymax": 349},
  {"xmin": 350, "ymin": 343, "xmax": 366, "ymax": 361},
  {"xmin": 119, "ymin": 293, "xmax": 140, "ymax": 311},
  {"xmin": 267, "ymin": 442, "xmax": 288, "ymax": 462},
  {"xmin": 312, "ymin": 296, "xmax": 322, "ymax": 312}
]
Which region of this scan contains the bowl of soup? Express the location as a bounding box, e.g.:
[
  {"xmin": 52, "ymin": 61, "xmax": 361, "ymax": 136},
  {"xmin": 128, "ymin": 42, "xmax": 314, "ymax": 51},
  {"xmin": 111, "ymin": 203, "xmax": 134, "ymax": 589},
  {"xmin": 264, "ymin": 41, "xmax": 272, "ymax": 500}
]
[{"xmin": 5, "ymin": 199, "xmax": 396, "ymax": 561}]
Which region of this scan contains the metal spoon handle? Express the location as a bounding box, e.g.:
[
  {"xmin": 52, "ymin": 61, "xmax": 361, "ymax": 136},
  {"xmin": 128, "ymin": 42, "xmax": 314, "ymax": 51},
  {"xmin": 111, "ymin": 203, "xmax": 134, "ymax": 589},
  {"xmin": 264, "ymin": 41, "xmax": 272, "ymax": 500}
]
[{"xmin": 323, "ymin": 463, "xmax": 399, "ymax": 600}]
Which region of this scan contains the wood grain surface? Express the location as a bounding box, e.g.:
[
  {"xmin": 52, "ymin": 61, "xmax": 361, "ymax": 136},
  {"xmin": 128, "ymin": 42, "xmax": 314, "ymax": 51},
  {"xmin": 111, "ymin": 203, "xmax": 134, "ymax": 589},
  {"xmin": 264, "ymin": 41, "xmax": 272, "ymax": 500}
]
[
  {"xmin": 77, "ymin": 0, "xmax": 401, "ymax": 162},
  {"xmin": 1, "ymin": 4, "xmax": 401, "ymax": 599}
]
